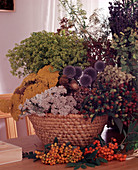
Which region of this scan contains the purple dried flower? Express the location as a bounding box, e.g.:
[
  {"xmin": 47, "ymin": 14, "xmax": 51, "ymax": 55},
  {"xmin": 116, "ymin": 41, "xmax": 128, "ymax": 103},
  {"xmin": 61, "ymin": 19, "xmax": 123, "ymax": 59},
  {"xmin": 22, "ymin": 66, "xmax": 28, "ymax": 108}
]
[
  {"xmin": 63, "ymin": 65, "xmax": 76, "ymax": 78},
  {"xmin": 94, "ymin": 60, "xmax": 105, "ymax": 72},
  {"xmin": 83, "ymin": 67, "xmax": 97, "ymax": 81},
  {"xmin": 79, "ymin": 75, "xmax": 92, "ymax": 87},
  {"xmin": 74, "ymin": 66, "xmax": 82, "ymax": 79}
]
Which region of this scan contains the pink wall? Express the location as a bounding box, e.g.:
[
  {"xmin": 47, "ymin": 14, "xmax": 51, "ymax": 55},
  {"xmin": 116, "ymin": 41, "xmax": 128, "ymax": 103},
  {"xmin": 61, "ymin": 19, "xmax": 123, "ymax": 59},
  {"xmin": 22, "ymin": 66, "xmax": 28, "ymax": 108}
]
[
  {"xmin": 0, "ymin": 0, "xmax": 100, "ymax": 94},
  {"xmin": 0, "ymin": 0, "xmax": 44, "ymax": 140},
  {"xmin": 0, "ymin": 0, "xmax": 100, "ymax": 140},
  {"xmin": 0, "ymin": 0, "xmax": 43, "ymax": 94}
]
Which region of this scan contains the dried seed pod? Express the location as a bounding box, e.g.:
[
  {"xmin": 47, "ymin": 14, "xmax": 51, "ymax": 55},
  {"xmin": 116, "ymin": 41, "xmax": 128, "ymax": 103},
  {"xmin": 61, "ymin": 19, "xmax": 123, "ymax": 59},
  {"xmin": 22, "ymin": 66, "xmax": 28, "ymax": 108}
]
[
  {"xmin": 63, "ymin": 65, "xmax": 76, "ymax": 78},
  {"xmin": 69, "ymin": 79, "xmax": 79, "ymax": 91},
  {"xmin": 83, "ymin": 67, "xmax": 97, "ymax": 81},
  {"xmin": 74, "ymin": 66, "xmax": 82, "ymax": 80},
  {"xmin": 80, "ymin": 75, "xmax": 92, "ymax": 87},
  {"xmin": 94, "ymin": 60, "xmax": 105, "ymax": 72},
  {"xmin": 93, "ymin": 65, "xmax": 135, "ymax": 88}
]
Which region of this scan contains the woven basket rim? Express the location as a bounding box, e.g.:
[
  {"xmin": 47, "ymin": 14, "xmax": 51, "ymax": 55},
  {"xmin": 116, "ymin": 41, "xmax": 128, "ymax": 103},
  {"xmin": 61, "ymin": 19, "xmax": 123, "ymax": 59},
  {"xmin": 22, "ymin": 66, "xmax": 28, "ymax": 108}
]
[{"xmin": 29, "ymin": 113, "xmax": 107, "ymax": 119}]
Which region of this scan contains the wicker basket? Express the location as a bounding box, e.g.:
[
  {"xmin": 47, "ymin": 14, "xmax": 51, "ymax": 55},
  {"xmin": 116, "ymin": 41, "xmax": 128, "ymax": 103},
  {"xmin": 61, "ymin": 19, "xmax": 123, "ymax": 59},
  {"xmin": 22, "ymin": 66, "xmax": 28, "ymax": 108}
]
[{"xmin": 29, "ymin": 113, "xmax": 108, "ymax": 147}]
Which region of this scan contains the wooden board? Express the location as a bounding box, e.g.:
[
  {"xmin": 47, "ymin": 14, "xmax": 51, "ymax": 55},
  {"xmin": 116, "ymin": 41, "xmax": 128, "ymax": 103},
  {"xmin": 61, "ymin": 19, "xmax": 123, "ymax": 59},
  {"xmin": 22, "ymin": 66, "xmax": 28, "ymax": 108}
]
[
  {"xmin": 25, "ymin": 117, "xmax": 35, "ymax": 136},
  {"xmin": 0, "ymin": 135, "xmax": 138, "ymax": 170},
  {"xmin": 0, "ymin": 141, "xmax": 22, "ymax": 165},
  {"xmin": 0, "ymin": 93, "xmax": 12, "ymax": 119}
]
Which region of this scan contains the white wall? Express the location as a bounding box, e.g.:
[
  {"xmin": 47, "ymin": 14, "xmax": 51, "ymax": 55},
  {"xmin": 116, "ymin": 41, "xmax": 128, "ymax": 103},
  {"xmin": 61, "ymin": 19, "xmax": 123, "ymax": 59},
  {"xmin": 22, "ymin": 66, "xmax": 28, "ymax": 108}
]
[
  {"xmin": 98, "ymin": 0, "xmax": 111, "ymax": 16},
  {"xmin": 0, "ymin": 0, "xmax": 43, "ymax": 94}
]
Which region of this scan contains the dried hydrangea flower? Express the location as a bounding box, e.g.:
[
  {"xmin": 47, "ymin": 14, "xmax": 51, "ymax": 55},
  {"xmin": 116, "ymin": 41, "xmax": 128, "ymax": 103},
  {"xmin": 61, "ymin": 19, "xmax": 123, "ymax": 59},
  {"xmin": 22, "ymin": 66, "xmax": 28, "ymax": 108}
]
[{"xmin": 94, "ymin": 65, "xmax": 135, "ymax": 88}]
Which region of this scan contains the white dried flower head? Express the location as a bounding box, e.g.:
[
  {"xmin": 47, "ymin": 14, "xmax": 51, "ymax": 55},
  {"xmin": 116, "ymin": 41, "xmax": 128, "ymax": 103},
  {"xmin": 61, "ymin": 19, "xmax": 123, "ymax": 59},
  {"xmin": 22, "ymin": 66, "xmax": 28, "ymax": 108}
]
[
  {"xmin": 35, "ymin": 94, "xmax": 41, "ymax": 99},
  {"xmin": 22, "ymin": 105, "xmax": 29, "ymax": 110},
  {"xmin": 57, "ymin": 96, "xmax": 67, "ymax": 105},
  {"xmin": 57, "ymin": 85, "xmax": 67, "ymax": 94},
  {"xmin": 71, "ymin": 108, "xmax": 78, "ymax": 114},
  {"xmin": 19, "ymin": 85, "xmax": 78, "ymax": 117},
  {"xmin": 66, "ymin": 96, "xmax": 77, "ymax": 106},
  {"xmin": 43, "ymin": 90, "xmax": 48, "ymax": 95},
  {"xmin": 25, "ymin": 99, "xmax": 31, "ymax": 105},
  {"xmin": 37, "ymin": 113, "xmax": 46, "ymax": 117},
  {"xmin": 39, "ymin": 100, "xmax": 50, "ymax": 112},
  {"xmin": 59, "ymin": 105, "xmax": 71, "ymax": 116},
  {"xmin": 53, "ymin": 97, "xmax": 66, "ymax": 109},
  {"xmin": 51, "ymin": 104, "xmax": 58, "ymax": 115},
  {"xmin": 30, "ymin": 97, "xmax": 38, "ymax": 105},
  {"xmin": 47, "ymin": 86, "xmax": 58, "ymax": 96},
  {"xmin": 29, "ymin": 110, "xmax": 37, "ymax": 114}
]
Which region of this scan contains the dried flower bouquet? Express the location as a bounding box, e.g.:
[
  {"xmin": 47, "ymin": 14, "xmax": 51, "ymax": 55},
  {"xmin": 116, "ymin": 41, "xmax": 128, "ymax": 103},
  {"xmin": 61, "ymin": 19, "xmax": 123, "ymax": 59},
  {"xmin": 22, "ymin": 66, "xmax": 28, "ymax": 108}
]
[{"xmin": 0, "ymin": 0, "xmax": 137, "ymax": 151}]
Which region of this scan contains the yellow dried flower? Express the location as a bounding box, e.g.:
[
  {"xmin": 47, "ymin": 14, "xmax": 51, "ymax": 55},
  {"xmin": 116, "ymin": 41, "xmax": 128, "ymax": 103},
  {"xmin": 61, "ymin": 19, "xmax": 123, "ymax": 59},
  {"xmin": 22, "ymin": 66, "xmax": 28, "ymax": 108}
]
[
  {"xmin": 0, "ymin": 99, "xmax": 11, "ymax": 113},
  {"xmin": 20, "ymin": 73, "xmax": 37, "ymax": 87},
  {"xmin": 36, "ymin": 65, "xmax": 59, "ymax": 88},
  {"xmin": 0, "ymin": 65, "xmax": 59, "ymax": 121},
  {"xmin": 10, "ymin": 94, "xmax": 23, "ymax": 121}
]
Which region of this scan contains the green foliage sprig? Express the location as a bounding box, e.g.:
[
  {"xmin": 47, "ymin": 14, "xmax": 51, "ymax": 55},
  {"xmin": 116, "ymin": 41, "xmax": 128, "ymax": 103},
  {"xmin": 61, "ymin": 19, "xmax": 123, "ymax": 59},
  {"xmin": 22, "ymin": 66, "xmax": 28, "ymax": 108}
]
[
  {"xmin": 111, "ymin": 25, "xmax": 138, "ymax": 91},
  {"xmin": 59, "ymin": 0, "xmax": 110, "ymax": 41},
  {"xmin": 6, "ymin": 31, "xmax": 88, "ymax": 78},
  {"xmin": 59, "ymin": 0, "xmax": 116, "ymax": 67},
  {"xmin": 121, "ymin": 120, "xmax": 138, "ymax": 152}
]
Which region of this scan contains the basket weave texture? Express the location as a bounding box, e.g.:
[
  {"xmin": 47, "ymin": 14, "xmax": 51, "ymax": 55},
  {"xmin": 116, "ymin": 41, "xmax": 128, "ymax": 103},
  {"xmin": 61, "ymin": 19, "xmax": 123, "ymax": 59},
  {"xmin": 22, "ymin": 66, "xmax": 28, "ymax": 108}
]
[{"xmin": 29, "ymin": 113, "xmax": 108, "ymax": 147}]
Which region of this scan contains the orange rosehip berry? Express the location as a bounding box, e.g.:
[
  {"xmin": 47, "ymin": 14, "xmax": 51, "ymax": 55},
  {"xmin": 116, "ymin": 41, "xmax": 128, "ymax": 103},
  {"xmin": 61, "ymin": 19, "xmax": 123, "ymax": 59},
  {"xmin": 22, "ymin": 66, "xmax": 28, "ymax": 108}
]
[
  {"xmin": 114, "ymin": 154, "xmax": 117, "ymax": 159},
  {"xmin": 116, "ymin": 146, "xmax": 119, "ymax": 149},
  {"xmin": 119, "ymin": 158, "xmax": 123, "ymax": 161},
  {"xmin": 111, "ymin": 156, "xmax": 114, "ymax": 160},
  {"xmin": 107, "ymin": 158, "xmax": 111, "ymax": 161},
  {"xmin": 113, "ymin": 138, "xmax": 117, "ymax": 142},
  {"xmin": 111, "ymin": 150, "xmax": 114, "ymax": 155},
  {"xmin": 89, "ymin": 147, "xmax": 92, "ymax": 151},
  {"xmin": 85, "ymin": 148, "xmax": 88, "ymax": 151}
]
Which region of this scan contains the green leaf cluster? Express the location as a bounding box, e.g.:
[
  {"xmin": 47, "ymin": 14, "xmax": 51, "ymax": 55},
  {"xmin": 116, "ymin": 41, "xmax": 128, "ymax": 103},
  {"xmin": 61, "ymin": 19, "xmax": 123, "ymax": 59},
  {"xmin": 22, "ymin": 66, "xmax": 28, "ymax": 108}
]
[
  {"xmin": 111, "ymin": 24, "xmax": 138, "ymax": 91},
  {"xmin": 59, "ymin": 0, "xmax": 110, "ymax": 41},
  {"xmin": 6, "ymin": 31, "xmax": 88, "ymax": 78},
  {"xmin": 22, "ymin": 151, "xmax": 37, "ymax": 159},
  {"xmin": 122, "ymin": 120, "xmax": 138, "ymax": 152}
]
